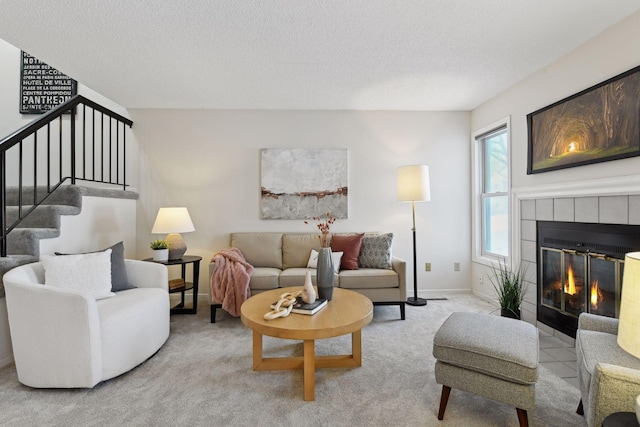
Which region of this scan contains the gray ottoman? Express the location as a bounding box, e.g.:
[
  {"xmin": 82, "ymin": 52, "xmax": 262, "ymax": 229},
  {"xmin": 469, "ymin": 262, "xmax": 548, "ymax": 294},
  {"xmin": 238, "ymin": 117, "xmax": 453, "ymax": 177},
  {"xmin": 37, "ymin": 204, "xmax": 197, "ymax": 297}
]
[{"xmin": 433, "ymin": 312, "xmax": 539, "ymax": 427}]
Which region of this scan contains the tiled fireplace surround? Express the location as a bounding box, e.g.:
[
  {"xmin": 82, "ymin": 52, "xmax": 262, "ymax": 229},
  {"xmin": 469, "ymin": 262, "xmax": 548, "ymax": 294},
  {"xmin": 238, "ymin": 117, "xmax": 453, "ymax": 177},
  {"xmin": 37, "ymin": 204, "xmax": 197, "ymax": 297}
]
[{"xmin": 516, "ymin": 177, "xmax": 640, "ymax": 344}]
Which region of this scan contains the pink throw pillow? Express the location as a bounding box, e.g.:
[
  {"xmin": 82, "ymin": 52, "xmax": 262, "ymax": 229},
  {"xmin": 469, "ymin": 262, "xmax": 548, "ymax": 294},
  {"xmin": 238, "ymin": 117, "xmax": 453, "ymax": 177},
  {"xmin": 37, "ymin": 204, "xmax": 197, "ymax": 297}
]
[{"xmin": 331, "ymin": 233, "xmax": 365, "ymax": 270}]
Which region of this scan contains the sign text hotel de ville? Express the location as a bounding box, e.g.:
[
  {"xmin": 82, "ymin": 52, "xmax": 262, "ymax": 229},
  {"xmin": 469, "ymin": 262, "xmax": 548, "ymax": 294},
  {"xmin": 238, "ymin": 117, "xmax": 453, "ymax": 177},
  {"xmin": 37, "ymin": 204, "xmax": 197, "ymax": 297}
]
[{"xmin": 20, "ymin": 51, "xmax": 77, "ymax": 114}]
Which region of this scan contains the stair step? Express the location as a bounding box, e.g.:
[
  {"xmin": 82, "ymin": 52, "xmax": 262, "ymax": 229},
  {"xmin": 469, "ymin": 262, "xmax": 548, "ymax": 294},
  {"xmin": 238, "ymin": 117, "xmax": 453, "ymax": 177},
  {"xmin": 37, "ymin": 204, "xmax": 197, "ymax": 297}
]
[
  {"xmin": 5, "ymin": 205, "xmax": 80, "ymax": 228},
  {"xmin": 6, "ymin": 228, "xmax": 60, "ymax": 255},
  {"xmin": 4, "ymin": 185, "xmax": 83, "ymax": 208}
]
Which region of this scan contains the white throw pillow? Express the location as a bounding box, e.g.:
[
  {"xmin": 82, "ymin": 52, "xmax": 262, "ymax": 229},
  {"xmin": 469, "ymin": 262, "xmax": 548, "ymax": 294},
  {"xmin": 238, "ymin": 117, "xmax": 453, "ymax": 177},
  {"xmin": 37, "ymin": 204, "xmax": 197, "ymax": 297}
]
[
  {"xmin": 306, "ymin": 249, "xmax": 343, "ymax": 274},
  {"xmin": 40, "ymin": 249, "xmax": 114, "ymax": 299}
]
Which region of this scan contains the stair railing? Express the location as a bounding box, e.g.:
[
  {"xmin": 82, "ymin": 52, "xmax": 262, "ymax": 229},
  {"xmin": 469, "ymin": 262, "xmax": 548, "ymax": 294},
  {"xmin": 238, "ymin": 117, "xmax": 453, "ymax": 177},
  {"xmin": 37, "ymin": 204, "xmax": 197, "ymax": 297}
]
[{"xmin": 0, "ymin": 95, "xmax": 133, "ymax": 256}]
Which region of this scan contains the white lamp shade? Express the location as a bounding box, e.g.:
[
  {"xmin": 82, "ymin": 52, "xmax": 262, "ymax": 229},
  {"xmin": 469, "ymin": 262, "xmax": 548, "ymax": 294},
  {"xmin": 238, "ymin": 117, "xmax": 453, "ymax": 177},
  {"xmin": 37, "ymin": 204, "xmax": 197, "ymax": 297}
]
[
  {"xmin": 151, "ymin": 207, "xmax": 195, "ymax": 234},
  {"xmin": 618, "ymin": 252, "xmax": 640, "ymax": 358},
  {"xmin": 397, "ymin": 165, "xmax": 431, "ymax": 202}
]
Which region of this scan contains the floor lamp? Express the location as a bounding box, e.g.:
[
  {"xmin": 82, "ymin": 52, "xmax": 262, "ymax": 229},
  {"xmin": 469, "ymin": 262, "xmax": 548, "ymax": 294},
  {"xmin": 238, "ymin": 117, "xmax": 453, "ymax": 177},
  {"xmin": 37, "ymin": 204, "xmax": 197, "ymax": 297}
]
[
  {"xmin": 398, "ymin": 165, "xmax": 431, "ymax": 306},
  {"xmin": 618, "ymin": 252, "xmax": 640, "ymax": 424}
]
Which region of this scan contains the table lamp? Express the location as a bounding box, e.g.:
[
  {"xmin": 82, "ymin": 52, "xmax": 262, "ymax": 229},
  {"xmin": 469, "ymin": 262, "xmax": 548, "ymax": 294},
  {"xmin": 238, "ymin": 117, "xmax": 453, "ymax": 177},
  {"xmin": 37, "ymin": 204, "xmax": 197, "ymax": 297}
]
[
  {"xmin": 151, "ymin": 207, "xmax": 195, "ymax": 260},
  {"xmin": 397, "ymin": 165, "xmax": 431, "ymax": 306}
]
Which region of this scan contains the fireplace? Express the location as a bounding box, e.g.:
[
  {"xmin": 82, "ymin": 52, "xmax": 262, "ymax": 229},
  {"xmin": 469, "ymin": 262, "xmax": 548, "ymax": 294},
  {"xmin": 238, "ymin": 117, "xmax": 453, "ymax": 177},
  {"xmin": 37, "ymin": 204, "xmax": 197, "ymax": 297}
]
[{"xmin": 536, "ymin": 221, "xmax": 640, "ymax": 338}]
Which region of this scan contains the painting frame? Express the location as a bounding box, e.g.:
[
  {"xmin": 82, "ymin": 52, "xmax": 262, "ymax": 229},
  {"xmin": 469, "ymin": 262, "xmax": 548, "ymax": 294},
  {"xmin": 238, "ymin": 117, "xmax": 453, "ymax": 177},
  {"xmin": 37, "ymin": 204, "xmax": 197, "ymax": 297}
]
[
  {"xmin": 527, "ymin": 65, "xmax": 640, "ymax": 174},
  {"xmin": 260, "ymin": 148, "xmax": 348, "ymax": 220}
]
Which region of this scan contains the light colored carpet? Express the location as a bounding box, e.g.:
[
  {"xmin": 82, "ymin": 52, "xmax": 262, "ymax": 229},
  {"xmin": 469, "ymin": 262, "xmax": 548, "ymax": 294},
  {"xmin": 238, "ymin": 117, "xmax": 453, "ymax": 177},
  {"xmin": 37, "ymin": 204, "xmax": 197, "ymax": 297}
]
[{"xmin": 0, "ymin": 293, "xmax": 584, "ymax": 426}]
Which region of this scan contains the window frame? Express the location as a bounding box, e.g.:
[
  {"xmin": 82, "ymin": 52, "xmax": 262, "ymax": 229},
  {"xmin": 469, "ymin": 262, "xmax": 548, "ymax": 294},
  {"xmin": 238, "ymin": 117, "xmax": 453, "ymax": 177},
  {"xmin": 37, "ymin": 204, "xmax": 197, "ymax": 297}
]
[{"xmin": 472, "ymin": 117, "xmax": 511, "ymax": 266}]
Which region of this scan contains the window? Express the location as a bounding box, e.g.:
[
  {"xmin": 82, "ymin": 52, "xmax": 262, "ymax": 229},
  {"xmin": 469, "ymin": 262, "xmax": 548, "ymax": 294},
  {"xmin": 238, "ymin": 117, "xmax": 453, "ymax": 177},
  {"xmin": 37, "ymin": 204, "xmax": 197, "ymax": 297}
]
[{"xmin": 473, "ymin": 119, "xmax": 510, "ymax": 261}]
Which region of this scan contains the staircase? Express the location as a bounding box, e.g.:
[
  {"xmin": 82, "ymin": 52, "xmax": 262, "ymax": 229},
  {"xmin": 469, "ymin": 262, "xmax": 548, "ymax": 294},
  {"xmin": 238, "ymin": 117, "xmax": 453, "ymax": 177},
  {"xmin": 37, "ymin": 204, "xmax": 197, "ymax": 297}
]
[
  {"xmin": 0, "ymin": 95, "xmax": 135, "ymax": 297},
  {"xmin": 0, "ymin": 185, "xmax": 139, "ymax": 297}
]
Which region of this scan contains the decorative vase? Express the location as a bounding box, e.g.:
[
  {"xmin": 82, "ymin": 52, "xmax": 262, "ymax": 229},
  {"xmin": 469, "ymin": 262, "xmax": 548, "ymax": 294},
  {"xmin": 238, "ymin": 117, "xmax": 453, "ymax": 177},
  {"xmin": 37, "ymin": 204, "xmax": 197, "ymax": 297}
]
[
  {"xmin": 501, "ymin": 308, "xmax": 521, "ymax": 319},
  {"xmin": 316, "ymin": 247, "xmax": 334, "ymax": 301},
  {"xmin": 301, "ymin": 270, "xmax": 316, "ymax": 304},
  {"xmin": 152, "ymin": 248, "xmax": 169, "ymax": 262}
]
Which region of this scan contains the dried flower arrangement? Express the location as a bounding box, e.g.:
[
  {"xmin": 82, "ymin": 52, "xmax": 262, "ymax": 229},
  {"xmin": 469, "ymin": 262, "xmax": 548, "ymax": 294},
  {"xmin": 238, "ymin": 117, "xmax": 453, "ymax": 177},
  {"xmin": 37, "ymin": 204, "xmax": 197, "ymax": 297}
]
[{"xmin": 304, "ymin": 212, "xmax": 336, "ymax": 247}]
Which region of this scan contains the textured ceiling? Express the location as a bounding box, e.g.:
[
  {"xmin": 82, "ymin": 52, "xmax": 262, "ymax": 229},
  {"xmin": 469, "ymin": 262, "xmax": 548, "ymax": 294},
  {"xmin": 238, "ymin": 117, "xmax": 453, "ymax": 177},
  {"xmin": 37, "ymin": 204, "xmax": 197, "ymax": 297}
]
[{"xmin": 1, "ymin": 1, "xmax": 639, "ymax": 111}]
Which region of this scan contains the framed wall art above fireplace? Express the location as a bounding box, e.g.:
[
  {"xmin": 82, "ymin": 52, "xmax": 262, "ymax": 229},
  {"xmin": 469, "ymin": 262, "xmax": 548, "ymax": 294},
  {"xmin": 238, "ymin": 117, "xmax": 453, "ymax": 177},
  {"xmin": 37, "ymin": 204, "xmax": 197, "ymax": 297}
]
[{"xmin": 527, "ymin": 65, "xmax": 640, "ymax": 174}]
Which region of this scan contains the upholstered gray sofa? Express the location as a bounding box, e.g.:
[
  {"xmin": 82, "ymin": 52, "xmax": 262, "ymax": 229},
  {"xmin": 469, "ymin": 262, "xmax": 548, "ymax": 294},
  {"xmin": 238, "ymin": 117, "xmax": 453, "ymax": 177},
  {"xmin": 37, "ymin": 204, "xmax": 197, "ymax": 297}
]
[
  {"xmin": 210, "ymin": 232, "xmax": 406, "ymax": 322},
  {"xmin": 575, "ymin": 312, "xmax": 640, "ymax": 427}
]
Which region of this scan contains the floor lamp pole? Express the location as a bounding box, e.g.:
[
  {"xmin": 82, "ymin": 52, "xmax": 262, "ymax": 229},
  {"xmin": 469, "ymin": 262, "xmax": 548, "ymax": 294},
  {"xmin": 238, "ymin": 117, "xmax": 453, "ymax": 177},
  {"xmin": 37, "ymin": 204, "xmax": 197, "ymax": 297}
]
[{"xmin": 407, "ymin": 200, "xmax": 427, "ymax": 306}]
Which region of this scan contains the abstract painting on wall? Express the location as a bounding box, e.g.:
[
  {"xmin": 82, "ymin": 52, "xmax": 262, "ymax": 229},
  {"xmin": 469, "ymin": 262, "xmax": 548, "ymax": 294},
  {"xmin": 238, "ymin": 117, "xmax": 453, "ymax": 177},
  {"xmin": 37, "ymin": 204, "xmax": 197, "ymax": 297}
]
[
  {"xmin": 261, "ymin": 148, "xmax": 348, "ymax": 219},
  {"xmin": 527, "ymin": 65, "xmax": 640, "ymax": 174}
]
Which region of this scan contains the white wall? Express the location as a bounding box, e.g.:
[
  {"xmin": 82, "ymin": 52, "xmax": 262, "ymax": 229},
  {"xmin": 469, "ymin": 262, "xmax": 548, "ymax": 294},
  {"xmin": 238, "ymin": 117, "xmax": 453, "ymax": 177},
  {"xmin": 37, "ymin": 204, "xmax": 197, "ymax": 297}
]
[
  {"xmin": 131, "ymin": 109, "xmax": 472, "ymax": 296},
  {"xmin": 470, "ymin": 11, "xmax": 640, "ymax": 298},
  {"xmin": 39, "ymin": 196, "xmax": 137, "ymax": 256}
]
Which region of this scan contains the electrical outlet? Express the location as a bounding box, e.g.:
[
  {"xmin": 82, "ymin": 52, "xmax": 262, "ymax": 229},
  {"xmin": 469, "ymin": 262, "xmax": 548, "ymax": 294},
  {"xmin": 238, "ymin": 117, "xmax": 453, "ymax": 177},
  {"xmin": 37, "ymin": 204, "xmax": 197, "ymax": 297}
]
[
  {"xmin": 425, "ymin": 262, "xmax": 431, "ymax": 272},
  {"xmin": 479, "ymin": 274, "xmax": 483, "ymax": 284},
  {"xmin": 454, "ymin": 262, "xmax": 460, "ymax": 271}
]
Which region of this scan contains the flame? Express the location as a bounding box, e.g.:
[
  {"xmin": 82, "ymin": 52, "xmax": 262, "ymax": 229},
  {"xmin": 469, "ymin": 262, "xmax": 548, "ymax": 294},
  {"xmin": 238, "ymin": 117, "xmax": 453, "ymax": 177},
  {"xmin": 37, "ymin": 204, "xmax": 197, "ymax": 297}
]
[
  {"xmin": 565, "ymin": 264, "xmax": 576, "ymax": 295},
  {"xmin": 591, "ymin": 280, "xmax": 602, "ymax": 309}
]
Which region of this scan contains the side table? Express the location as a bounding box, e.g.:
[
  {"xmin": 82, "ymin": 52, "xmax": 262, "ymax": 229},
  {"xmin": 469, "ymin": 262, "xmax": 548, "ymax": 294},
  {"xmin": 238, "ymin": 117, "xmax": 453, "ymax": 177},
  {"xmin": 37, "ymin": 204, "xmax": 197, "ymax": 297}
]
[
  {"xmin": 143, "ymin": 255, "xmax": 202, "ymax": 314},
  {"xmin": 602, "ymin": 412, "xmax": 639, "ymax": 427}
]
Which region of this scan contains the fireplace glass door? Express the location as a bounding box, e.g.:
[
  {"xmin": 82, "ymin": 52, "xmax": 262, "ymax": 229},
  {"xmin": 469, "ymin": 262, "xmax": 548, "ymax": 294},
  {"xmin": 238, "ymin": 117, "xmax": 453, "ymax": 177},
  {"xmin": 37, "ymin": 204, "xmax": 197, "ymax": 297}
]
[
  {"xmin": 540, "ymin": 246, "xmax": 622, "ymax": 319},
  {"xmin": 563, "ymin": 251, "xmax": 586, "ymax": 317},
  {"xmin": 588, "ymin": 255, "xmax": 621, "ymax": 318}
]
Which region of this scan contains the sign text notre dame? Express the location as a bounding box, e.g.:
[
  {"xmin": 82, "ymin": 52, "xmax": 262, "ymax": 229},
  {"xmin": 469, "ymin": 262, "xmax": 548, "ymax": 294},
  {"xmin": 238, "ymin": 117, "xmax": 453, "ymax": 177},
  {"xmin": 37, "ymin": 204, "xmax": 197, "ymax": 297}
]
[{"xmin": 20, "ymin": 51, "xmax": 77, "ymax": 114}]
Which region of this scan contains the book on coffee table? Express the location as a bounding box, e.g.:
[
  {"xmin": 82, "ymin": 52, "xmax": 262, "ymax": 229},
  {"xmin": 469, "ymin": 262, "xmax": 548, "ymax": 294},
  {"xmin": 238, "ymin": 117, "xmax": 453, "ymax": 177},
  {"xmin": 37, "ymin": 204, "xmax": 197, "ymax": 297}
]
[
  {"xmin": 292, "ymin": 297, "xmax": 327, "ymax": 315},
  {"xmin": 271, "ymin": 297, "xmax": 328, "ymax": 315}
]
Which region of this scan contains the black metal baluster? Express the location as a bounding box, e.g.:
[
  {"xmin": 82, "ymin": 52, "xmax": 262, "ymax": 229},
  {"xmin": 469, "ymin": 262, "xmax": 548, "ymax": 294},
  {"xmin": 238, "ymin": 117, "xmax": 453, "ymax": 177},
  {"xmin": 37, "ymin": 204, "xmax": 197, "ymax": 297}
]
[
  {"xmin": 18, "ymin": 140, "xmax": 23, "ymax": 220},
  {"xmin": 71, "ymin": 106, "xmax": 76, "ymax": 185},
  {"xmin": 108, "ymin": 117, "xmax": 112, "ymax": 183},
  {"xmin": 82, "ymin": 104, "xmax": 86, "ymax": 180},
  {"xmin": 92, "ymin": 108, "xmax": 96, "ymax": 181},
  {"xmin": 0, "ymin": 150, "xmax": 5, "ymax": 257},
  {"xmin": 47, "ymin": 123, "xmax": 51, "ymax": 192},
  {"xmin": 116, "ymin": 121, "xmax": 119, "ymax": 185},
  {"xmin": 59, "ymin": 116, "xmax": 63, "ymax": 183},
  {"xmin": 123, "ymin": 122, "xmax": 126, "ymax": 190},
  {"xmin": 101, "ymin": 113, "xmax": 104, "ymax": 182},
  {"xmin": 33, "ymin": 132, "xmax": 37, "ymax": 206}
]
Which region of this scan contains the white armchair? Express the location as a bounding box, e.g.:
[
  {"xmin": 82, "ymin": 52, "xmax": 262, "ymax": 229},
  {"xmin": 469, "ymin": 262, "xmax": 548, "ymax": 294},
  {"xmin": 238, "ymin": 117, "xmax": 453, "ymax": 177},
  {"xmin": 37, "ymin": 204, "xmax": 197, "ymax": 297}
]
[
  {"xmin": 3, "ymin": 259, "xmax": 170, "ymax": 388},
  {"xmin": 576, "ymin": 312, "xmax": 640, "ymax": 427}
]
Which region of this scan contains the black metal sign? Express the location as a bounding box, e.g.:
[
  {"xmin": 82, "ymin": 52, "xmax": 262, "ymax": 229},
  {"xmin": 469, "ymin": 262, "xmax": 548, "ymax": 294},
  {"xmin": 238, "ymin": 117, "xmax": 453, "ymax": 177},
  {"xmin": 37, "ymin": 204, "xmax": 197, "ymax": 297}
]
[{"xmin": 20, "ymin": 51, "xmax": 77, "ymax": 114}]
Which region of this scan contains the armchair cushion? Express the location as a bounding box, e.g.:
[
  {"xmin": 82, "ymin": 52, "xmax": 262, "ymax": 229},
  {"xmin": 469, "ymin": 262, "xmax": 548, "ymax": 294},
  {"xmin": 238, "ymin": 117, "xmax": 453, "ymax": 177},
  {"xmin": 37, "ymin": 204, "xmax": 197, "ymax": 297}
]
[{"xmin": 41, "ymin": 250, "xmax": 113, "ymax": 299}]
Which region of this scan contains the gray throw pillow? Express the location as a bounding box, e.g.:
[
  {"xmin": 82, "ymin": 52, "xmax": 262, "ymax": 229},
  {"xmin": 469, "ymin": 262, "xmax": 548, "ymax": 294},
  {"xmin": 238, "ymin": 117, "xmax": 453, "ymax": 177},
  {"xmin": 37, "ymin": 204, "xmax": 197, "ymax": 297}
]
[
  {"xmin": 358, "ymin": 233, "xmax": 394, "ymax": 269},
  {"xmin": 55, "ymin": 241, "xmax": 135, "ymax": 292}
]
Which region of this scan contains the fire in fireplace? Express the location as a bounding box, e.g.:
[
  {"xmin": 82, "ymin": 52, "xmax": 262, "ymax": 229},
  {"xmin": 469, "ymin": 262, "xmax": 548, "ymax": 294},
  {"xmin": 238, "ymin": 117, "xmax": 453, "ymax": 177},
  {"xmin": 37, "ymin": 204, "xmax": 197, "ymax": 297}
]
[{"xmin": 537, "ymin": 221, "xmax": 640, "ymax": 338}]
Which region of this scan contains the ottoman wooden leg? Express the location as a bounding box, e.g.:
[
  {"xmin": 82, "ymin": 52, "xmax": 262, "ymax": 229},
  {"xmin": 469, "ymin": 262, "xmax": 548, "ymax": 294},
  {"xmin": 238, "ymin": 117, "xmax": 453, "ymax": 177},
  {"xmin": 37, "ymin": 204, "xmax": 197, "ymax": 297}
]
[
  {"xmin": 516, "ymin": 408, "xmax": 529, "ymax": 427},
  {"xmin": 437, "ymin": 385, "xmax": 451, "ymax": 420}
]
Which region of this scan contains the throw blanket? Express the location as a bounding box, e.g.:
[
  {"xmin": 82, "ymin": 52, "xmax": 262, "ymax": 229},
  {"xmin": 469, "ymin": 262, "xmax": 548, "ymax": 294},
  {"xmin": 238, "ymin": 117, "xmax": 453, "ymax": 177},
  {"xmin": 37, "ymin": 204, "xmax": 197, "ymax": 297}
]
[{"xmin": 210, "ymin": 247, "xmax": 254, "ymax": 317}]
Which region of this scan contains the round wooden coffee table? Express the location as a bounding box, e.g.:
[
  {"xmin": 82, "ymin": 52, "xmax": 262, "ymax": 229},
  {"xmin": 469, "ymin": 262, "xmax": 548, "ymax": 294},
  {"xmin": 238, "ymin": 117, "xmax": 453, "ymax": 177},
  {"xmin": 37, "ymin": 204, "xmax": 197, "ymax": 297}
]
[{"xmin": 240, "ymin": 286, "xmax": 373, "ymax": 401}]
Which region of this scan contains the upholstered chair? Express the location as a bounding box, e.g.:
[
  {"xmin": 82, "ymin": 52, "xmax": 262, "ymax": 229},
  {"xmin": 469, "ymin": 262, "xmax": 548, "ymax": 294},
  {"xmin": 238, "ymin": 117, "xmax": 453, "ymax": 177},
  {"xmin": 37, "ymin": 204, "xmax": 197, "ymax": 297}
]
[{"xmin": 3, "ymin": 259, "xmax": 169, "ymax": 388}]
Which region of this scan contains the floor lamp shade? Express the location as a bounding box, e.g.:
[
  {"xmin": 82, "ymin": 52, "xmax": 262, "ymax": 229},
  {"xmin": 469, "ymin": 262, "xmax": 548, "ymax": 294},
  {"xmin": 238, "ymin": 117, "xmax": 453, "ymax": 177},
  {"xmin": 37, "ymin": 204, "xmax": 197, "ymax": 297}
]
[
  {"xmin": 152, "ymin": 207, "xmax": 195, "ymax": 260},
  {"xmin": 397, "ymin": 165, "xmax": 431, "ymax": 202},
  {"xmin": 618, "ymin": 252, "xmax": 640, "ymax": 358},
  {"xmin": 397, "ymin": 165, "xmax": 431, "ymax": 307}
]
